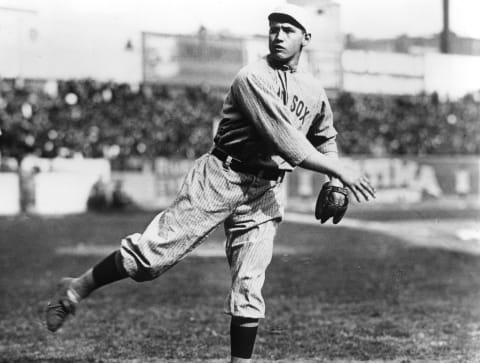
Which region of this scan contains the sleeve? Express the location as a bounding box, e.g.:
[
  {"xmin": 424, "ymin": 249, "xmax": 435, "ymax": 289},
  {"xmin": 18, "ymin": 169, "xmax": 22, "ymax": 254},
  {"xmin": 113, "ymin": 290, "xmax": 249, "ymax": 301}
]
[
  {"xmin": 230, "ymin": 69, "xmax": 318, "ymax": 166},
  {"xmin": 306, "ymin": 94, "xmax": 338, "ymax": 158}
]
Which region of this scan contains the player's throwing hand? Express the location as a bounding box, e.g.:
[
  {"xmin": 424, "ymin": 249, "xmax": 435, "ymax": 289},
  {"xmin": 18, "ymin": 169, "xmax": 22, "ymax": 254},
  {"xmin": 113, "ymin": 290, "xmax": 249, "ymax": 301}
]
[{"xmin": 337, "ymin": 169, "xmax": 376, "ymax": 202}]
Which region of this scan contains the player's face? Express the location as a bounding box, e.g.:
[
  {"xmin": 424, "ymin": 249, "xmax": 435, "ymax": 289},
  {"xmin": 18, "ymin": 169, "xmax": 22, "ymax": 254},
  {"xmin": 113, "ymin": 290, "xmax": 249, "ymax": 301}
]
[{"xmin": 268, "ymin": 20, "xmax": 309, "ymax": 65}]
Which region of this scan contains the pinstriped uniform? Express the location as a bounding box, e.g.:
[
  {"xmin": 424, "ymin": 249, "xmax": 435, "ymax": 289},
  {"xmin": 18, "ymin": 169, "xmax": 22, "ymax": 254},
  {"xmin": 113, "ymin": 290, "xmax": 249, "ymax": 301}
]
[
  {"xmin": 119, "ymin": 55, "xmax": 338, "ymax": 318},
  {"xmin": 120, "ymin": 153, "xmax": 284, "ymax": 317}
]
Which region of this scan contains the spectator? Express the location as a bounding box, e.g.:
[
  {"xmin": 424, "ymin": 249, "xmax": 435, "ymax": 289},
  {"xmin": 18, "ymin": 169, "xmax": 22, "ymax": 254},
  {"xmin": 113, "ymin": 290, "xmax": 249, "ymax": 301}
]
[{"xmin": 0, "ymin": 78, "xmax": 479, "ymax": 166}]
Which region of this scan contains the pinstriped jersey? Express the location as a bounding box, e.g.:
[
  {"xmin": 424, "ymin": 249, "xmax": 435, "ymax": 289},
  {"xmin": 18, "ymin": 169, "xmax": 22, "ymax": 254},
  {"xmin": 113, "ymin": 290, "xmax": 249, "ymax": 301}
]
[{"xmin": 213, "ymin": 55, "xmax": 338, "ymax": 172}]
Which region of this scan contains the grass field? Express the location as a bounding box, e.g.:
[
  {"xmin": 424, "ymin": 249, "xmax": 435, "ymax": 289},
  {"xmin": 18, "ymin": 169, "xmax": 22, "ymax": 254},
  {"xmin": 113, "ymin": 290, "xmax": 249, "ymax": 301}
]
[{"xmin": 1, "ymin": 210, "xmax": 480, "ymax": 362}]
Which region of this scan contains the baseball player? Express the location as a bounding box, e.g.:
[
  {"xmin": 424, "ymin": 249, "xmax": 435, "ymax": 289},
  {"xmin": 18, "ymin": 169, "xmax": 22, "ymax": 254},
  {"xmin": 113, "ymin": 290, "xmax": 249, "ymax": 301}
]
[{"xmin": 46, "ymin": 4, "xmax": 376, "ymax": 362}]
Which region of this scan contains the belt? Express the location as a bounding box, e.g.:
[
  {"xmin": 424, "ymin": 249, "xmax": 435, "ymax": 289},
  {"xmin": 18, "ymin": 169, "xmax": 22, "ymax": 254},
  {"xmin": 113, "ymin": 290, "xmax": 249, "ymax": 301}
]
[{"xmin": 211, "ymin": 147, "xmax": 285, "ymax": 182}]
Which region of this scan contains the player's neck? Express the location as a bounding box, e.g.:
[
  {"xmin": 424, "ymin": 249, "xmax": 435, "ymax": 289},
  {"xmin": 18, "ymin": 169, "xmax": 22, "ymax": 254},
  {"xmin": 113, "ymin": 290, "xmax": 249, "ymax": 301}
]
[{"xmin": 267, "ymin": 53, "xmax": 301, "ymax": 72}]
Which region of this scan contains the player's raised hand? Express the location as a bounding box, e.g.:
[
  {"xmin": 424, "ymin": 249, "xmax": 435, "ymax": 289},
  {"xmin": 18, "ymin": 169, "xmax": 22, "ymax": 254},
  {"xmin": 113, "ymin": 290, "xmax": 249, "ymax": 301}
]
[{"xmin": 337, "ymin": 169, "xmax": 376, "ymax": 203}]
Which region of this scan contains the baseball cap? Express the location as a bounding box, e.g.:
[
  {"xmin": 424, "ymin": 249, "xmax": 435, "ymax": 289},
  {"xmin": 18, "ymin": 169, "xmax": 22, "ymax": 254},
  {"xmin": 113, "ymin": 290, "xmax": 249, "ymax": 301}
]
[{"xmin": 268, "ymin": 3, "xmax": 312, "ymax": 34}]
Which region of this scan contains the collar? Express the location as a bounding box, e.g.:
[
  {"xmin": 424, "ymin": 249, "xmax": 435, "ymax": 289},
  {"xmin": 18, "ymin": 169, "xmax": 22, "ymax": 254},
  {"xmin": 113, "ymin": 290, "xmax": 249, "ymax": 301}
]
[{"xmin": 267, "ymin": 55, "xmax": 298, "ymax": 73}]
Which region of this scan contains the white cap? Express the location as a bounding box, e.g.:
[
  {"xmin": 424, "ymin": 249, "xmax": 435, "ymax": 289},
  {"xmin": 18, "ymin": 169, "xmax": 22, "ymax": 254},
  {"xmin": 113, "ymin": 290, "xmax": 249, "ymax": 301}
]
[{"xmin": 268, "ymin": 3, "xmax": 312, "ymax": 34}]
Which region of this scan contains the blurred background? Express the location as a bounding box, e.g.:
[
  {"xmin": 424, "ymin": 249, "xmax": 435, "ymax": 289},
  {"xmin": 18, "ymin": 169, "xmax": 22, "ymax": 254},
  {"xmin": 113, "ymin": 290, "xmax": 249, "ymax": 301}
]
[{"xmin": 0, "ymin": 0, "xmax": 479, "ymax": 215}]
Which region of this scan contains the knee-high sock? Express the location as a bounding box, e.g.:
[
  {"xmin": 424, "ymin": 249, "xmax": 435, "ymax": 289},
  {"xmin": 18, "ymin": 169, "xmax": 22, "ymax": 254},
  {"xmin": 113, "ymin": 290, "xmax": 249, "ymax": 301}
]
[
  {"xmin": 70, "ymin": 250, "xmax": 127, "ymax": 299},
  {"xmin": 230, "ymin": 317, "xmax": 259, "ymax": 359}
]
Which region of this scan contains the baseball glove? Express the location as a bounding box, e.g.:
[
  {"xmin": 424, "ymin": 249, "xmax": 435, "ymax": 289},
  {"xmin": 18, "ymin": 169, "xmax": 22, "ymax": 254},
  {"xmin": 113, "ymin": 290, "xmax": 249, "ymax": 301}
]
[{"xmin": 315, "ymin": 182, "xmax": 349, "ymax": 224}]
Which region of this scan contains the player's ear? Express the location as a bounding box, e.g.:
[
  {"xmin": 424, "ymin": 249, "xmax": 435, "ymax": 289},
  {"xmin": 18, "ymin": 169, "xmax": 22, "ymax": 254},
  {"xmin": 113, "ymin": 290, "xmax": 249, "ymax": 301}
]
[{"xmin": 302, "ymin": 32, "xmax": 311, "ymax": 47}]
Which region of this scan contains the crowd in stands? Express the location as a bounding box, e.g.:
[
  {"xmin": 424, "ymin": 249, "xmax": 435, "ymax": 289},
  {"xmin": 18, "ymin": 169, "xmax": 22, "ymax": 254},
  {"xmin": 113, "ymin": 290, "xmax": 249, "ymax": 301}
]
[
  {"xmin": 0, "ymin": 78, "xmax": 222, "ymax": 170},
  {"xmin": 333, "ymin": 91, "xmax": 480, "ymax": 156},
  {"xmin": 0, "ymin": 78, "xmax": 479, "ymax": 169}
]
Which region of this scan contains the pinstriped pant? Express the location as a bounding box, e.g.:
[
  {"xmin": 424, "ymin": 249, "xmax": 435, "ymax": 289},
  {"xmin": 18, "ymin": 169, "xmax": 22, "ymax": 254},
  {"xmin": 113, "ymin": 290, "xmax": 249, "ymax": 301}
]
[{"xmin": 119, "ymin": 152, "xmax": 284, "ymax": 318}]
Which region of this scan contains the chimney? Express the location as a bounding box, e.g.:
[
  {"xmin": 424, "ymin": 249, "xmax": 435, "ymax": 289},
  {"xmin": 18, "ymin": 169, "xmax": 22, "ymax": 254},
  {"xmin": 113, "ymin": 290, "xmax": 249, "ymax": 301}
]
[{"xmin": 440, "ymin": 0, "xmax": 450, "ymax": 53}]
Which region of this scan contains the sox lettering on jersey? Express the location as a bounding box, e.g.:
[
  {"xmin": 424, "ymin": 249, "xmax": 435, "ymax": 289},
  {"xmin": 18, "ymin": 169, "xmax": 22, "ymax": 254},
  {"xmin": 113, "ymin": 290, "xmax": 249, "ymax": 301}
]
[
  {"xmin": 276, "ymin": 86, "xmax": 311, "ymax": 127},
  {"xmin": 290, "ymin": 95, "xmax": 310, "ymax": 124}
]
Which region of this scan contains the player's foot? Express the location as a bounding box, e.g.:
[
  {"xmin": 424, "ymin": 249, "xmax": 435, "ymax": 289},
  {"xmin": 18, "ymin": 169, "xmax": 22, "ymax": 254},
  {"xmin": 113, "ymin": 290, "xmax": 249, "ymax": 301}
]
[{"xmin": 45, "ymin": 277, "xmax": 80, "ymax": 332}]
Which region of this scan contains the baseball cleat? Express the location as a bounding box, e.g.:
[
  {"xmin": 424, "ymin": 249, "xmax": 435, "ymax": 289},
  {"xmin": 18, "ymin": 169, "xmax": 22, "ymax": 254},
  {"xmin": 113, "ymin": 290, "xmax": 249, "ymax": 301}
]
[{"xmin": 45, "ymin": 277, "xmax": 80, "ymax": 332}]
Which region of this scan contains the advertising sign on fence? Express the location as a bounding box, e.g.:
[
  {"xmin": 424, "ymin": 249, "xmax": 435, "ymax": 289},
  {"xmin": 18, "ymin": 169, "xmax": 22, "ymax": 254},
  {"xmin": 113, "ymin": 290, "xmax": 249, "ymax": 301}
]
[
  {"xmin": 116, "ymin": 156, "xmax": 480, "ymax": 210},
  {"xmin": 288, "ymin": 156, "xmax": 480, "ymax": 204},
  {"xmin": 8, "ymin": 155, "xmax": 476, "ymax": 214}
]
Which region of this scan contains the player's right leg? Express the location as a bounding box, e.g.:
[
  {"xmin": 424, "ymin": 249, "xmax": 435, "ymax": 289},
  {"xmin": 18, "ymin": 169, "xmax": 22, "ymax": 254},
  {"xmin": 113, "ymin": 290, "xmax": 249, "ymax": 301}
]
[
  {"xmin": 46, "ymin": 251, "xmax": 127, "ymax": 332},
  {"xmin": 46, "ymin": 153, "xmax": 247, "ymax": 332}
]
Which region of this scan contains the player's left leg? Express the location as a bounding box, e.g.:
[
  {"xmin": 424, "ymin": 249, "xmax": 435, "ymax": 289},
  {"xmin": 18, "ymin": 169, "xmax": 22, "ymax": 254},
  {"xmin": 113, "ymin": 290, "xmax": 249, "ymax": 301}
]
[
  {"xmin": 224, "ymin": 217, "xmax": 281, "ymax": 363},
  {"xmin": 223, "ymin": 175, "xmax": 283, "ymax": 362},
  {"xmin": 230, "ymin": 316, "xmax": 260, "ymax": 363}
]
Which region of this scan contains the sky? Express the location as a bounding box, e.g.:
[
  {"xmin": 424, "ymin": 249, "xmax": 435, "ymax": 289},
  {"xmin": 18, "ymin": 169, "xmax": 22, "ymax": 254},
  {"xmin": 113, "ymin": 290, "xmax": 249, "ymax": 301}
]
[
  {"xmin": 0, "ymin": 0, "xmax": 479, "ymax": 39},
  {"xmin": 336, "ymin": 0, "xmax": 480, "ymax": 38}
]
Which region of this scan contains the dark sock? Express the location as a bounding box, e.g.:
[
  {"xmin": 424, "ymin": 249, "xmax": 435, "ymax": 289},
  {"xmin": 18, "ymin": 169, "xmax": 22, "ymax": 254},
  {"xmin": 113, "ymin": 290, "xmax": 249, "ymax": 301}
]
[
  {"xmin": 68, "ymin": 251, "xmax": 127, "ymax": 300},
  {"xmin": 230, "ymin": 317, "xmax": 259, "ymax": 359},
  {"xmin": 92, "ymin": 250, "xmax": 128, "ymax": 287}
]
